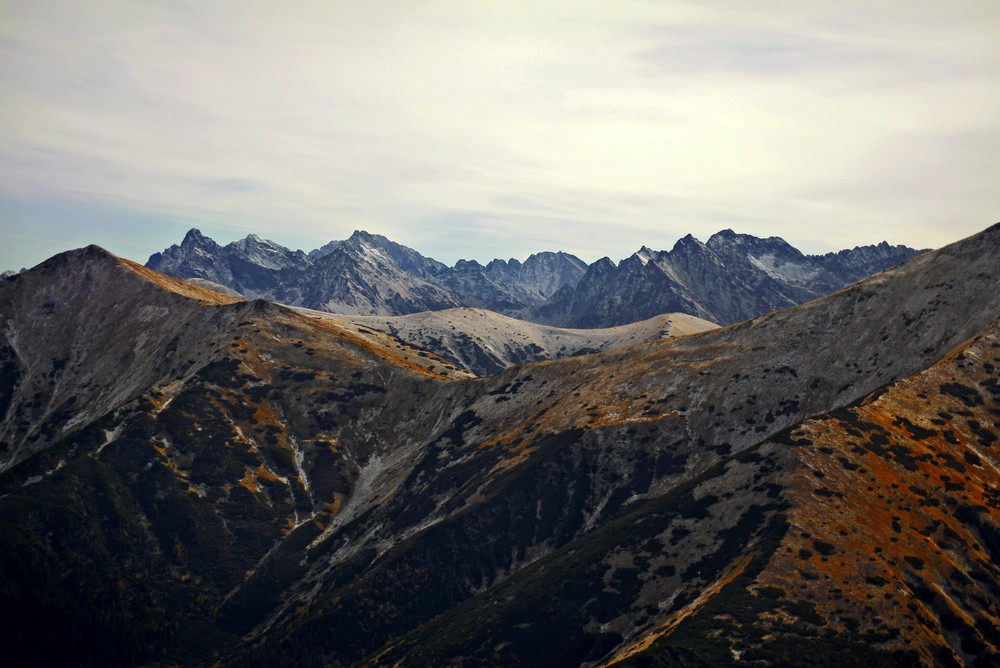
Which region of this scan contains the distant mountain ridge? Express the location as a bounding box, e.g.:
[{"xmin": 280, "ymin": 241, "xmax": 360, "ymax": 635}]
[
  {"xmin": 528, "ymin": 229, "xmax": 924, "ymax": 327},
  {"xmin": 146, "ymin": 228, "xmax": 922, "ymax": 326},
  {"xmin": 147, "ymin": 229, "xmax": 587, "ymax": 317}
]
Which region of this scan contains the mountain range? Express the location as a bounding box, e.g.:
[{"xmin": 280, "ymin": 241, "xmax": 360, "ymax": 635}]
[
  {"xmin": 1, "ymin": 223, "xmax": 997, "ymax": 666},
  {"xmin": 146, "ymin": 228, "xmax": 922, "ymax": 327}
]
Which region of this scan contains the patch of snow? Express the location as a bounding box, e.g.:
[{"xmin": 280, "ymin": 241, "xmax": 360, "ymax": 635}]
[
  {"xmin": 635, "ymin": 247, "xmax": 656, "ymax": 265},
  {"xmin": 22, "ymin": 459, "xmax": 66, "ymax": 487},
  {"xmin": 309, "ymin": 453, "xmax": 387, "ymax": 549},
  {"xmin": 95, "ymin": 424, "xmax": 124, "ymax": 456},
  {"xmin": 288, "ymin": 435, "xmax": 312, "ymax": 496},
  {"xmin": 749, "ymin": 254, "xmax": 818, "ymax": 282},
  {"xmin": 62, "ymin": 409, "xmax": 93, "ymax": 433}
]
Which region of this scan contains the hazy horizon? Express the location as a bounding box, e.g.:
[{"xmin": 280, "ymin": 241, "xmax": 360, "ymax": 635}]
[{"xmin": 2, "ymin": 1, "xmax": 998, "ymax": 270}]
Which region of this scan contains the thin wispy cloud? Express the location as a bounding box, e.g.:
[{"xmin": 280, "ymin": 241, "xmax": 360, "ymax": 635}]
[{"xmin": 1, "ymin": 0, "xmax": 997, "ymax": 269}]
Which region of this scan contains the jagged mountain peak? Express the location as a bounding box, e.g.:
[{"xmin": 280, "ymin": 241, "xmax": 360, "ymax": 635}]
[
  {"xmin": 633, "ymin": 245, "xmax": 658, "ymax": 264},
  {"xmin": 453, "ymin": 258, "xmax": 484, "ymax": 270},
  {"xmin": 342, "ymin": 229, "xmax": 413, "ymax": 257},
  {"xmin": 705, "ymin": 228, "xmax": 797, "ymax": 254},
  {"xmin": 181, "ymin": 227, "xmax": 212, "ymax": 246},
  {"xmin": 669, "ymin": 233, "xmax": 710, "ymax": 254},
  {"xmin": 227, "ymin": 233, "xmax": 308, "ymax": 270},
  {"xmin": 590, "ymin": 256, "xmax": 618, "ymax": 274},
  {"xmin": 346, "ymin": 228, "xmax": 378, "ymax": 241},
  {"xmin": 233, "ymin": 232, "xmax": 272, "ymax": 247}
]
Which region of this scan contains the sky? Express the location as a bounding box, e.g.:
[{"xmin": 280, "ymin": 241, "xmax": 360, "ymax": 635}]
[{"xmin": 1, "ymin": 0, "xmax": 998, "ymax": 270}]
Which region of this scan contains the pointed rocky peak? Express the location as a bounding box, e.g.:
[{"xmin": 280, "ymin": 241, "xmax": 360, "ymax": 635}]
[
  {"xmin": 485, "ymin": 258, "xmax": 514, "ymax": 273},
  {"xmin": 705, "ymin": 229, "xmax": 805, "ymax": 267},
  {"xmin": 670, "ymin": 233, "xmax": 710, "ymax": 253},
  {"xmin": 635, "ymin": 245, "xmax": 658, "ymax": 265},
  {"xmin": 231, "ymin": 233, "xmax": 274, "ymax": 251},
  {"xmin": 180, "ymin": 228, "xmax": 218, "ymax": 250},
  {"xmin": 30, "ymin": 245, "xmax": 119, "ymax": 277},
  {"xmin": 182, "ymin": 227, "xmax": 204, "ymax": 244},
  {"xmin": 233, "ymin": 233, "xmax": 277, "ymax": 251},
  {"xmin": 334, "ymin": 231, "xmax": 389, "ymax": 260},
  {"xmin": 226, "ymin": 234, "xmax": 310, "ymax": 271},
  {"xmin": 453, "ymin": 259, "xmax": 483, "ymax": 271},
  {"xmin": 587, "ymin": 257, "xmax": 619, "ymax": 279},
  {"xmin": 705, "ymin": 228, "xmax": 761, "ymax": 254},
  {"xmin": 308, "ymin": 239, "xmax": 344, "ymax": 260},
  {"xmin": 343, "ymin": 229, "xmax": 389, "ymax": 248},
  {"xmin": 523, "ymin": 251, "xmax": 586, "ymax": 272},
  {"xmin": 338, "ymin": 230, "xmax": 447, "ymax": 277},
  {"xmin": 592, "ymin": 256, "xmax": 615, "ymax": 270},
  {"xmin": 620, "ymin": 246, "xmax": 659, "ymax": 272},
  {"xmin": 708, "ymin": 228, "xmax": 737, "ymax": 242}
]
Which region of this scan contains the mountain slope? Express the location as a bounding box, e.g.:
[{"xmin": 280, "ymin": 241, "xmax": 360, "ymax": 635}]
[
  {"xmin": 374, "ymin": 317, "xmax": 999, "ymax": 666},
  {"xmin": 0, "ymin": 246, "xmax": 471, "ymax": 666},
  {"xmin": 237, "ymin": 224, "xmax": 996, "ymax": 666},
  {"xmin": 1, "ymin": 224, "xmax": 996, "ymax": 666},
  {"xmin": 294, "ymin": 306, "xmax": 718, "ymax": 376}
]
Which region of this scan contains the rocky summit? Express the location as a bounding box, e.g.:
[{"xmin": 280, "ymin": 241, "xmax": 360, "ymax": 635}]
[{"xmin": 1, "ymin": 224, "xmax": 997, "ymax": 667}]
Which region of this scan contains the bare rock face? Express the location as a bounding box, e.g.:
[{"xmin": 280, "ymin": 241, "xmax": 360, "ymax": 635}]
[{"xmin": 1, "ymin": 224, "xmax": 997, "ymax": 667}]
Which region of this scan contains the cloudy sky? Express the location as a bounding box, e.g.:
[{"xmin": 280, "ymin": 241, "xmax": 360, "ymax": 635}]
[{"xmin": 1, "ymin": 1, "xmax": 998, "ymax": 270}]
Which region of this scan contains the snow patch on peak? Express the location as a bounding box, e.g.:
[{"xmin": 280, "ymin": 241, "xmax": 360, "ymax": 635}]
[
  {"xmin": 635, "ymin": 246, "xmax": 656, "ymax": 265},
  {"xmin": 749, "ymin": 253, "xmax": 819, "ymax": 282},
  {"xmin": 357, "ymin": 239, "xmax": 391, "ymax": 264}
]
